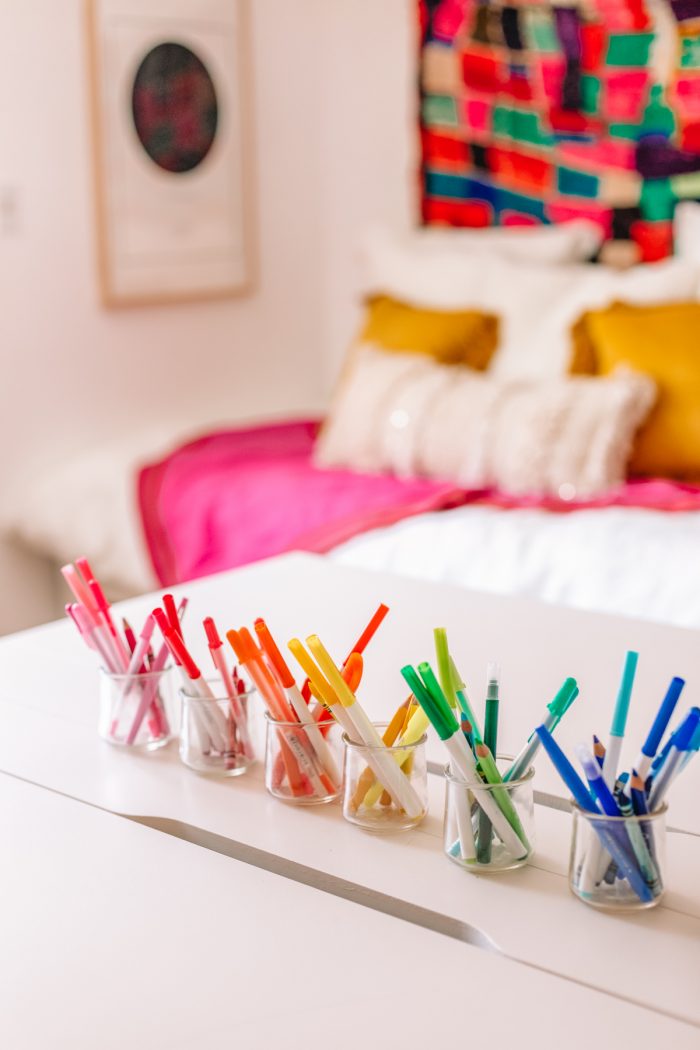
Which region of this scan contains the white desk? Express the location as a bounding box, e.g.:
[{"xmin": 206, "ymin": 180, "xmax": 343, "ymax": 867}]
[
  {"xmin": 5, "ymin": 774, "xmax": 696, "ymax": 1050},
  {"xmin": 1, "ymin": 555, "xmax": 698, "ymax": 1032}
]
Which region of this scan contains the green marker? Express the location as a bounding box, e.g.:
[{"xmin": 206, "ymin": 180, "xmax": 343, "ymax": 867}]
[
  {"xmin": 434, "ymin": 628, "xmax": 457, "ymax": 710},
  {"xmin": 449, "ymin": 655, "xmax": 483, "ymax": 743},
  {"xmin": 474, "ymin": 739, "xmax": 530, "ymax": 853},
  {"xmin": 477, "ymin": 663, "xmax": 501, "ymax": 862}
]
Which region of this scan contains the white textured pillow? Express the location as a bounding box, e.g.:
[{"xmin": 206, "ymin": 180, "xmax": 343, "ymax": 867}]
[
  {"xmin": 315, "ymin": 346, "xmax": 656, "ymax": 498},
  {"xmin": 360, "ymin": 229, "xmax": 699, "ymax": 379}
]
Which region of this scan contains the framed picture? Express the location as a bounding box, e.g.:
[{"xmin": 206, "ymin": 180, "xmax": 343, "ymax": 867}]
[{"xmin": 86, "ymin": 0, "xmax": 252, "ymax": 306}]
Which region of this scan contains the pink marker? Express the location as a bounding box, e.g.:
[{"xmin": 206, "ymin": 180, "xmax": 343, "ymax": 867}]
[
  {"xmin": 125, "ymin": 602, "xmax": 187, "ymax": 744},
  {"xmin": 61, "ymin": 565, "xmax": 100, "ymax": 626},
  {"xmin": 204, "ymin": 617, "xmax": 253, "ymax": 759},
  {"xmin": 123, "ymin": 615, "xmax": 162, "ymax": 745},
  {"xmin": 66, "ymin": 603, "xmax": 95, "ymax": 650},
  {"xmin": 88, "ymin": 579, "xmax": 130, "ymax": 670},
  {"xmin": 72, "ymin": 602, "xmax": 119, "ymax": 672}
]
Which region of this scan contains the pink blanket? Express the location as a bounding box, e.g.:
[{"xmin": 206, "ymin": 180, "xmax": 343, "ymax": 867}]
[{"xmin": 138, "ymin": 419, "xmax": 700, "ymax": 586}]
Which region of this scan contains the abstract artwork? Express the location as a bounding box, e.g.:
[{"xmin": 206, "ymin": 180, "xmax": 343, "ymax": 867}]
[
  {"xmin": 87, "ymin": 0, "xmax": 251, "ymax": 306},
  {"xmin": 419, "ymin": 0, "xmax": 700, "ymax": 260}
]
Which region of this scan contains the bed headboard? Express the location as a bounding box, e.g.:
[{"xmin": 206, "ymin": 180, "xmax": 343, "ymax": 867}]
[{"xmin": 419, "ymin": 0, "xmax": 700, "ymax": 262}]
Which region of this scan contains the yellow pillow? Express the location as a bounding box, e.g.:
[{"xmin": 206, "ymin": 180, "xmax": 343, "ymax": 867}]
[
  {"xmin": 359, "ymin": 295, "xmax": 499, "ymax": 369},
  {"xmin": 571, "ymin": 302, "xmax": 700, "ymax": 479}
]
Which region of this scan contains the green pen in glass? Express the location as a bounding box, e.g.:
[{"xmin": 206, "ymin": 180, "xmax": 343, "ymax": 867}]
[
  {"xmin": 449, "ymin": 656, "xmax": 483, "ymax": 744},
  {"xmin": 474, "ymin": 739, "xmax": 530, "ymax": 853},
  {"xmin": 477, "ymin": 662, "xmax": 501, "ymax": 862},
  {"xmin": 434, "ymin": 628, "xmax": 457, "ymax": 710}
]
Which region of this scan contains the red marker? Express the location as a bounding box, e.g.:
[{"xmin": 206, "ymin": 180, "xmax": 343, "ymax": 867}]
[{"xmin": 163, "ymin": 594, "xmax": 183, "ymax": 639}]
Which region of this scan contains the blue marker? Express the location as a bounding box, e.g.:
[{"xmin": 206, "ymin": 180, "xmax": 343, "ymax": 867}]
[
  {"xmin": 649, "ymin": 708, "xmax": 700, "ymax": 810},
  {"xmin": 679, "ymin": 716, "xmax": 700, "ymax": 774},
  {"xmin": 632, "ymin": 677, "xmax": 685, "ymax": 782},
  {"xmin": 576, "ymin": 745, "xmax": 621, "ymax": 817},
  {"xmin": 534, "ymin": 725, "xmax": 596, "ymax": 811},
  {"xmin": 536, "ymin": 725, "xmax": 652, "ymax": 903}
]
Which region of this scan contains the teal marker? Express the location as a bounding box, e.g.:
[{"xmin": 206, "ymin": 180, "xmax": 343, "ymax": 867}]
[
  {"xmin": 602, "ymin": 650, "xmax": 638, "ymax": 788},
  {"xmin": 504, "ymin": 678, "xmax": 578, "ymax": 782}
]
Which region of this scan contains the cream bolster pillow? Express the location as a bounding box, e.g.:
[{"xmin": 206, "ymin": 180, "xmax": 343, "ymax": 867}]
[{"xmin": 314, "ymin": 345, "xmax": 657, "ymax": 498}]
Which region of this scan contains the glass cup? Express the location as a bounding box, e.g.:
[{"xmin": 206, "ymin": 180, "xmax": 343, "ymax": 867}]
[
  {"xmin": 99, "ymin": 667, "xmax": 174, "ymax": 750},
  {"xmin": 443, "ymin": 759, "xmax": 535, "ymax": 872},
  {"xmin": 342, "ymin": 724, "xmax": 428, "ymax": 832},
  {"xmin": 264, "ymin": 713, "xmax": 343, "ymax": 805},
  {"xmin": 180, "ymin": 677, "xmax": 256, "ymax": 776},
  {"xmin": 569, "ymin": 803, "xmax": 667, "ymax": 910}
]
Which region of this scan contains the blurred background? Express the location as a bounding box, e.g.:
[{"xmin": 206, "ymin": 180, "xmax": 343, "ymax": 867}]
[{"xmin": 0, "ymin": 1, "xmax": 415, "ymax": 632}]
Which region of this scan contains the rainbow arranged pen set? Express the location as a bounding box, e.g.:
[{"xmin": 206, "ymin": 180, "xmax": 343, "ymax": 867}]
[
  {"xmin": 536, "ymin": 650, "xmax": 699, "ymax": 907},
  {"xmin": 64, "ymin": 558, "xmax": 696, "ymax": 907}
]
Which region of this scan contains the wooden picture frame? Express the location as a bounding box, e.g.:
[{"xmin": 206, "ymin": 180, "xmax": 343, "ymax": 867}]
[{"xmin": 86, "ymin": 0, "xmax": 253, "ymax": 307}]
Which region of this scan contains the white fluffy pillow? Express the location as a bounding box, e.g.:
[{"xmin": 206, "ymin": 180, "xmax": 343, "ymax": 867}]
[
  {"xmin": 315, "ymin": 345, "xmax": 656, "ymax": 498},
  {"xmin": 362, "ymin": 222, "xmax": 603, "ymax": 271},
  {"xmin": 360, "ymin": 228, "xmax": 699, "ymax": 379}
]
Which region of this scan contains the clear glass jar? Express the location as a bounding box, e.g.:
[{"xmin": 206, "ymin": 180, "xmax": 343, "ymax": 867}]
[
  {"xmin": 443, "ymin": 758, "xmax": 535, "ymax": 872},
  {"xmin": 569, "ymin": 802, "xmax": 667, "ymax": 910},
  {"xmin": 264, "ymin": 714, "xmax": 342, "ymax": 804},
  {"xmin": 99, "ymin": 667, "xmax": 174, "ymax": 750},
  {"xmin": 180, "ymin": 678, "xmax": 256, "ymax": 776},
  {"xmin": 342, "ymin": 723, "xmax": 428, "ymax": 832}
]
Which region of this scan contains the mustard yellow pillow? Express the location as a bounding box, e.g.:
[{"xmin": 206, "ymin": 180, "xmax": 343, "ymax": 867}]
[
  {"xmin": 359, "ymin": 295, "xmax": 499, "ymax": 369},
  {"xmin": 571, "ymin": 302, "xmax": 700, "ymax": 479}
]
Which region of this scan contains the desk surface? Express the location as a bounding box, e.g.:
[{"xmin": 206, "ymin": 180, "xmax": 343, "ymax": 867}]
[
  {"xmin": 1, "ymin": 554, "xmax": 698, "ymax": 1035},
  {"xmin": 5, "ymin": 774, "xmax": 697, "ymax": 1050}
]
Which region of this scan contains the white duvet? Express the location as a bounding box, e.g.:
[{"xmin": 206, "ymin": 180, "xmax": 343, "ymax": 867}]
[{"xmin": 330, "ymin": 504, "xmax": 700, "ymax": 630}]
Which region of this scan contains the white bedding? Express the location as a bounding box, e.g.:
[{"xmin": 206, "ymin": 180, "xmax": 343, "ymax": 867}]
[{"xmin": 330, "ymin": 504, "xmax": 700, "ymax": 630}]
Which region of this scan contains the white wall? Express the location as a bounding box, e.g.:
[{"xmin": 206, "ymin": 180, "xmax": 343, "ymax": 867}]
[
  {"xmin": 317, "ymin": 0, "xmax": 417, "ymax": 384},
  {"xmin": 0, "ymin": 0, "xmax": 416, "ymax": 632}
]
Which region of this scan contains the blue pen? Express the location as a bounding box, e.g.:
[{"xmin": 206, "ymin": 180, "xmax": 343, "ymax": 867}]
[
  {"xmin": 535, "ymin": 725, "xmax": 652, "ymax": 902},
  {"xmin": 576, "ymin": 745, "xmax": 621, "ymax": 817},
  {"xmin": 632, "ymin": 676, "xmax": 685, "ymax": 783},
  {"xmin": 535, "ymin": 725, "xmax": 597, "ymax": 811},
  {"xmin": 602, "ymin": 650, "xmax": 638, "ymax": 788},
  {"xmin": 679, "ymin": 717, "xmax": 700, "ymax": 773},
  {"xmin": 649, "ymin": 708, "xmax": 700, "ymax": 810}
]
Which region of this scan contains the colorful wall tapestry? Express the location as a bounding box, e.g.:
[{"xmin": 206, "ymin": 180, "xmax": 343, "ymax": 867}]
[{"xmin": 419, "ymin": 0, "xmax": 700, "ymax": 260}]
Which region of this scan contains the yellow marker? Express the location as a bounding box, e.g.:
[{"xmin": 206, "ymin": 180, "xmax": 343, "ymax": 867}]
[
  {"xmin": 362, "ymin": 703, "xmax": 429, "ymax": 809},
  {"xmin": 306, "ymin": 635, "xmax": 424, "ymax": 819},
  {"xmin": 288, "ymin": 639, "xmax": 340, "ymax": 710},
  {"xmin": 351, "ymin": 698, "xmax": 409, "ymax": 811}
]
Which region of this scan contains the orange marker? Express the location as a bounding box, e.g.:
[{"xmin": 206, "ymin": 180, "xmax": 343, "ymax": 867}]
[
  {"xmin": 255, "ymin": 619, "xmax": 340, "ymax": 791},
  {"xmin": 300, "ymin": 603, "xmax": 388, "ymax": 702}
]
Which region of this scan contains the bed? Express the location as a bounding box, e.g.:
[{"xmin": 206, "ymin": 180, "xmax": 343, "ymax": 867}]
[
  {"xmin": 6, "ymin": 220, "xmax": 700, "ymax": 633},
  {"xmin": 5, "ymin": 413, "xmax": 700, "ymax": 632}
]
